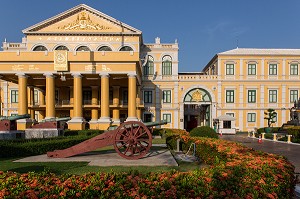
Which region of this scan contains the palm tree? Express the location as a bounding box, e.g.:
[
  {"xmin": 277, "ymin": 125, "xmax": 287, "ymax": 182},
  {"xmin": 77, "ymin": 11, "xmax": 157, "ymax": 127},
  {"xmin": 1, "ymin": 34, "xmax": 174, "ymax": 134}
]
[{"xmin": 264, "ymin": 108, "xmax": 277, "ymax": 127}]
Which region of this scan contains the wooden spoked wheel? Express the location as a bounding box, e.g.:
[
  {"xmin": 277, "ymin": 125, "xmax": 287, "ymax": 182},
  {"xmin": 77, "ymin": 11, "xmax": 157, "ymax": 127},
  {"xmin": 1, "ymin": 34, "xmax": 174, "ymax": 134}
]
[{"xmin": 114, "ymin": 121, "xmax": 152, "ymax": 160}]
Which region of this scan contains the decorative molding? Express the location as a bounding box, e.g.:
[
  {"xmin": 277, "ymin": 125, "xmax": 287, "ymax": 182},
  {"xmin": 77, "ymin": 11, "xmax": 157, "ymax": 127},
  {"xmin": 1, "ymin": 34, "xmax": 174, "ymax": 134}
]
[{"xmin": 58, "ymin": 12, "xmax": 112, "ymax": 31}]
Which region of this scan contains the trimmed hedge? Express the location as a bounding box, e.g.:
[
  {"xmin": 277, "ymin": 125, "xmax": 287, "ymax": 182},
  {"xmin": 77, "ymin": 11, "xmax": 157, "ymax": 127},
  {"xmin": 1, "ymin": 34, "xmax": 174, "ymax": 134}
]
[
  {"xmin": 64, "ymin": 129, "xmax": 104, "ymax": 136},
  {"xmin": 166, "ymin": 130, "xmax": 295, "ymax": 198},
  {"xmin": 0, "ymin": 135, "xmax": 95, "ymax": 158},
  {"xmin": 190, "ymin": 126, "xmax": 218, "ymax": 139}
]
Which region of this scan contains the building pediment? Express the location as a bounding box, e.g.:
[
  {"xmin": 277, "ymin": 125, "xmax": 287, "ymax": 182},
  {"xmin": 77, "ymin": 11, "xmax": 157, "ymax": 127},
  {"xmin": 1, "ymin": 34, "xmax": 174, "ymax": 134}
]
[{"xmin": 22, "ymin": 4, "xmax": 141, "ymax": 35}]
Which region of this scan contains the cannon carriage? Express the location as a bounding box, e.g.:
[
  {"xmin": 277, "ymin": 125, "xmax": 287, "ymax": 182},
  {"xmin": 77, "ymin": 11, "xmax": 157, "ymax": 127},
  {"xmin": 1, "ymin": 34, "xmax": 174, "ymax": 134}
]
[
  {"xmin": 0, "ymin": 114, "xmax": 30, "ymax": 131},
  {"xmin": 47, "ymin": 120, "xmax": 168, "ymax": 160},
  {"xmin": 31, "ymin": 117, "xmax": 70, "ymax": 129}
]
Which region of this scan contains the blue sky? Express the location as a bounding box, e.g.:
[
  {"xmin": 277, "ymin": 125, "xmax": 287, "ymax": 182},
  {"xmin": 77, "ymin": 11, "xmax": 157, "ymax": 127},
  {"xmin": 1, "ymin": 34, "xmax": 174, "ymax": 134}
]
[{"xmin": 1, "ymin": 0, "xmax": 300, "ymax": 72}]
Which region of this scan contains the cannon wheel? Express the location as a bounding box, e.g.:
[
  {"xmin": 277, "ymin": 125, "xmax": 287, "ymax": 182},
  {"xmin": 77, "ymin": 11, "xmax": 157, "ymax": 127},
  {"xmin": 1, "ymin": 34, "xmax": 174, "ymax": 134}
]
[{"xmin": 113, "ymin": 121, "xmax": 152, "ymax": 160}]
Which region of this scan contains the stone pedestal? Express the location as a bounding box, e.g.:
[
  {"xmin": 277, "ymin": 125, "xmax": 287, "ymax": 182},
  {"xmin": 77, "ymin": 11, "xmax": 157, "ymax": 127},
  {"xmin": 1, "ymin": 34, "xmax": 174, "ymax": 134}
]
[
  {"xmin": 0, "ymin": 131, "xmax": 25, "ymax": 140},
  {"xmin": 25, "ymin": 129, "xmax": 63, "ymax": 139}
]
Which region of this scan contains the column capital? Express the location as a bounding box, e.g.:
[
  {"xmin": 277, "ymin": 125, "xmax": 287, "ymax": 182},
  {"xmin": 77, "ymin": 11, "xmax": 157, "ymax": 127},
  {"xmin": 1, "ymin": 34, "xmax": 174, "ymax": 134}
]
[
  {"xmin": 100, "ymin": 73, "xmax": 110, "ymax": 78},
  {"xmin": 112, "ymin": 85, "xmax": 120, "ymax": 89},
  {"xmin": 16, "ymin": 73, "xmax": 28, "ymax": 78},
  {"xmin": 72, "ymin": 73, "xmax": 82, "ymax": 78},
  {"xmin": 43, "ymin": 73, "xmax": 55, "ymax": 78}
]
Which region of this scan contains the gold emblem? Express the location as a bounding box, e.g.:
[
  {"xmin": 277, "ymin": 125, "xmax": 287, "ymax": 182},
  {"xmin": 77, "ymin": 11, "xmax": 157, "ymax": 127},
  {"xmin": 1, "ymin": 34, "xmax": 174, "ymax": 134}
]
[
  {"xmin": 54, "ymin": 50, "xmax": 68, "ymax": 71},
  {"xmin": 192, "ymin": 89, "xmax": 203, "ymax": 102},
  {"xmin": 58, "ymin": 12, "xmax": 112, "ymax": 30}
]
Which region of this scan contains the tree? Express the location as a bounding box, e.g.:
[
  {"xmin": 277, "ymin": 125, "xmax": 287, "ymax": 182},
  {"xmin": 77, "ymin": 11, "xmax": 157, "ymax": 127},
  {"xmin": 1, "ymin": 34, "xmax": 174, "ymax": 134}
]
[{"xmin": 264, "ymin": 108, "xmax": 277, "ymax": 127}]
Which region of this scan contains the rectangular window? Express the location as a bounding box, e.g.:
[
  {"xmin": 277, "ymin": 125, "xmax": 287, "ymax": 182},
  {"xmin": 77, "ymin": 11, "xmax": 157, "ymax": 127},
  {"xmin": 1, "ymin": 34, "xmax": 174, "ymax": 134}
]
[
  {"xmin": 11, "ymin": 90, "xmax": 18, "ymax": 103},
  {"xmin": 226, "ymin": 113, "xmax": 234, "ymax": 117},
  {"xmin": 144, "ymin": 91, "xmax": 153, "ymax": 103},
  {"xmin": 269, "ymin": 90, "xmax": 277, "ymax": 103},
  {"xmin": 223, "ymin": 121, "xmax": 231, "ymax": 129},
  {"xmin": 248, "ymin": 64, "xmax": 256, "ymax": 75},
  {"xmin": 290, "ymin": 64, "xmax": 298, "ymax": 75},
  {"xmin": 247, "ymin": 113, "xmax": 256, "ymax": 122},
  {"xmin": 248, "ymin": 90, "xmax": 256, "ymax": 103},
  {"xmin": 123, "ymin": 90, "xmax": 128, "ymax": 104},
  {"xmin": 163, "ymin": 90, "xmax": 171, "ymax": 103},
  {"xmin": 34, "ymin": 90, "xmax": 39, "ymax": 104},
  {"xmin": 226, "ymin": 64, "xmax": 234, "ymax": 75},
  {"xmin": 163, "ymin": 114, "xmax": 171, "ymax": 123},
  {"xmin": 290, "ymin": 90, "xmax": 298, "ymax": 103},
  {"xmin": 144, "ymin": 113, "xmax": 152, "ymax": 122},
  {"xmin": 55, "ymin": 90, "xmax": 59, "ymax": 104},
  {"xmin": 226, "ymin": 90, "xmax": 234, "ymax": 103},
  {"xmin": 269, "ymin": 64, "xmax": 277, "ymax": 75}
]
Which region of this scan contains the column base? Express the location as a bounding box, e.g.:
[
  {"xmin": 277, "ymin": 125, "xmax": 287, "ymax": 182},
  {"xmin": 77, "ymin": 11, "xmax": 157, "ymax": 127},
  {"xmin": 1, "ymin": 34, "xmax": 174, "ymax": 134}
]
[
  {"xmin": 112, "ymin": 119, "xmax": 120, "ymax": 125},
  {"xmin": 125, "ymin": 117, "xmax": 138, "ymax": 122},
  {"xmin": 67, "ymin": 117, "xmax": 86, "ymax": 130},
  {"xmin": 17, "ymin": 118, "xmax": 34, "ymax": 130},
  {"xmin": 89, "ymin": 119, "xmax": 99, "ymax": 130},
  {"xmin": 98, "ymin": 117, "xmax": 112, "ymax": 130}
]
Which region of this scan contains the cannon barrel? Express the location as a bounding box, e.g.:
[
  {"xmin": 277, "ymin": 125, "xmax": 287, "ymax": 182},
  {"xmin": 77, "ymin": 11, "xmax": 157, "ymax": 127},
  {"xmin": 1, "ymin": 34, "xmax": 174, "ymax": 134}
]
[
  {"xmin": 41, "ymin": 117, "xmax": 71, "ymax": 122},
  {"xmin": 143, "ymin": 120, "xmax": 168, "ymax": 127},
  {"xmin": 0, "ymin": 114, "xmax": 30, "ymax": 121}
]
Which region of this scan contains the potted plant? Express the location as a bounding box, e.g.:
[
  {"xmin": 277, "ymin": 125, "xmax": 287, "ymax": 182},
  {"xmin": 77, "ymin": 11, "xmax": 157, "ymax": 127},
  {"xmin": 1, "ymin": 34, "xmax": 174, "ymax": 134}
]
[{"xmin": 264, "ymin": 108, "xmax": 277, "ymax": 133}]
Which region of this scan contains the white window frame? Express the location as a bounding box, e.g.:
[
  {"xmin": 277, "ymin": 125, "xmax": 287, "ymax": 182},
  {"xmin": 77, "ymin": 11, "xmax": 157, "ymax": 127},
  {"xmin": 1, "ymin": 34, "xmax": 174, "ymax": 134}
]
[
  {"xmin": 290, "ymin": 90, "xmax": 298, "ymax": 103},
  {"xmin": 247, "ymin": 113, "xmax": 256, "ymax": 122},
  {"xmin": 269, "ymin": 90, "xmax": 277, "ymax": 103},
  {"xmin": 162, "ymin": 113, "xmax": 171, "ymax": 123},
  {"xmin": 226, "ymin": 64, "xmax": 234, "ymax": 75},
  {"xmin": 163, "ymin": 90, "xmax": 171, "ymax": 103}
]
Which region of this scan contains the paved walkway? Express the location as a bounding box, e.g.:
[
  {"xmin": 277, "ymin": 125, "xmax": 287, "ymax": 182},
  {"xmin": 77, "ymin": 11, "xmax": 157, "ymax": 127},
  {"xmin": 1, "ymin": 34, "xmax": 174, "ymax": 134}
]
[
  {"xmin": 221, "ymin": 135, "xmax": 300, "ymax": 174},
  {"xmin": 15, "ymin": 145, "xmax": 178, "ymax": 167}
]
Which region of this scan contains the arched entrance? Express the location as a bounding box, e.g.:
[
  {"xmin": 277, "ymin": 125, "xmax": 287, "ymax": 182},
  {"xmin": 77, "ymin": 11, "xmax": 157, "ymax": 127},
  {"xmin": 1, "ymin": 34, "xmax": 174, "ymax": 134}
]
[{"xmin": 183, "ymin": 88, "xmax": 212, "ymax": 132}]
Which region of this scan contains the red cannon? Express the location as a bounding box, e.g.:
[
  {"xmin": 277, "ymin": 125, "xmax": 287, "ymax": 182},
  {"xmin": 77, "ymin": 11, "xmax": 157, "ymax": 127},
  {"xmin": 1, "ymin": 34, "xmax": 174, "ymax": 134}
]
[
  {"xmin": 0, "ymin": 114, "xmax": 30, "ymax": 131},
  {"xmin": 47, "ymin": 120, "xmax": 168, "ymax": 160}
]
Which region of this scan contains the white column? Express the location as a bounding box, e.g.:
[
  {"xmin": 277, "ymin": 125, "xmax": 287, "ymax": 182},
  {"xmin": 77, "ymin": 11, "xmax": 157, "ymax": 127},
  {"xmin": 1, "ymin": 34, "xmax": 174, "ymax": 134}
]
[
  {"xmin": 239, "ymin": 85, "xmax": 244, "ymax": 108},
  {"xmin": 217, "ymin": 82, "xmax": 222, "ymax": 116},
  {"xmin": 282, "ymin": 59, "xmax": 286, "ymax": 80},
  {"xmin": 155, "ymin": 85, "xmax": 161, "ymax": 123},
  {"xmin": 240, "ymin": 59, "xmax": 243, "ymax": 79},
  {"xmin": 179, "ymin": 102, "xmax": 184, "ymax": 129},
  {"xmin": 282, "ymin": 85, "xmax": 286, "ymax": 124},
  {"xmin": 174, "ymin": 82, "xmax": 179, "ymax": 128},
  {"xmin": 261, "ymin": 59, "xmax": 265, "ymax": 79}
]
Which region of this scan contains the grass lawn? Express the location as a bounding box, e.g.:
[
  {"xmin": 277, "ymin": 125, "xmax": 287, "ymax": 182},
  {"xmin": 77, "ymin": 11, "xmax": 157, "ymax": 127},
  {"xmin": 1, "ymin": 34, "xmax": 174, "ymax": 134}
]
[{"xmin": 0, "ymin": 138, "xmax": 207, "ymax": 175}]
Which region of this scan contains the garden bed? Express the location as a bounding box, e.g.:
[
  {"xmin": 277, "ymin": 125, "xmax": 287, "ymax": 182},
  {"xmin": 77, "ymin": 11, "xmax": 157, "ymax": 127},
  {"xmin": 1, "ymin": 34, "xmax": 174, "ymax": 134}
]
[{"xmin": 0, "ymin": 129, "xmax": 296, "ymax": 198}]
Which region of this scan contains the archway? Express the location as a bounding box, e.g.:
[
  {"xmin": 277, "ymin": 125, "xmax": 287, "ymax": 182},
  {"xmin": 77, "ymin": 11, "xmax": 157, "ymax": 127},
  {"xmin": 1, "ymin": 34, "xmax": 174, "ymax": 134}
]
[{"xmin": 183, "ymin": 88, "xmax": 212, "ymax": 131}]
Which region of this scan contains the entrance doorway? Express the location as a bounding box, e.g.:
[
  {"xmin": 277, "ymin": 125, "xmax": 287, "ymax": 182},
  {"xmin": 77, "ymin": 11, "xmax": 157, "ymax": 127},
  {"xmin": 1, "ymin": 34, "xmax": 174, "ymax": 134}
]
[
  {"xmin": 184, "ymin": 104, "xmax": 210, "ymax": 132},
  {"xmin": 183, "ymin": 88, "xmax": 212, "ymax": 132}
]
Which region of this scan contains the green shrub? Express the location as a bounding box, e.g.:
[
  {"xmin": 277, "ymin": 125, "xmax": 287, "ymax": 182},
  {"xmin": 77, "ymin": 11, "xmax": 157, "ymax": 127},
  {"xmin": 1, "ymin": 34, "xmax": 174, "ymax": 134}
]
[
  {"xmin": 257, "ymin": 128, "xmax": 265, "ymax": 133},
  {"xmin": 189, "ymin": 126, "xmax": 218, "ymax": 139},
  {"xmin": 78, "ymin": 130, "xmax": 104, "ymax": 136},
  {"xmin": 64, "ymin": 130, "xmax": 79, "ymax": 136},
  {"xmin": 287, "ymin": 127, "xmax": 300, "ymax": 139},
  {"xmin": 0, "ymin": 135, "xmax": 94, "ymax": 158},
  {"xmin": 152, "ymin": 128, "xmax": 165, "ymax": 136}
]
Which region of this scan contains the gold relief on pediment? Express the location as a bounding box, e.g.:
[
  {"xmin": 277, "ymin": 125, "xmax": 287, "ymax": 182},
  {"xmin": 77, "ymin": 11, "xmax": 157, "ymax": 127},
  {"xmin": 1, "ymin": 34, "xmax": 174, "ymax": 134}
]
[
  {"xmin": 58, "ymin": 12, "xmax": 112, "ymax": 31},
  {"xmin": 192, "ymin": 89, "xmax": 203, "ymax": 102}
]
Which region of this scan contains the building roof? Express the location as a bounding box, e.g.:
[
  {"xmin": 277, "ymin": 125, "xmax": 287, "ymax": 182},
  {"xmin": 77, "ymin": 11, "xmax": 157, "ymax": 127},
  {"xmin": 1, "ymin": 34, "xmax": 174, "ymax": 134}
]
[{"xmin": 218, "ymin": 48, "xmax": 300, "ymax": 56}]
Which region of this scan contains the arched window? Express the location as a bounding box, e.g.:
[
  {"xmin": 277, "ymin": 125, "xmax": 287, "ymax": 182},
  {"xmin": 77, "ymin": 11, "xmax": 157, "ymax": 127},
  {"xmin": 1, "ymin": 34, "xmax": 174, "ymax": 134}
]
[
  {"xmin": 162, "ymin": 55, "xmax": 172, "ymax": 75},
  {"xmin": 120, "ymin": 46, "xmax": 133, "ymax": 51},
  {"xmin": 76, "ymin": 46, "xmax": 90, "ymax": 51},
  {"xmin": 33, "ymin": 45, "xmax": 47, "ymax": 51},
  {"xmin": 55, "ymin": 45, "xmax": 69, "ymax": 51},
  {"xmin": 98, "ymin": 46, "xmax": 112, "ymax": 51},
  {"xmin": 144, "ymin": 55, "xmax": 154, "ymax": 75}
]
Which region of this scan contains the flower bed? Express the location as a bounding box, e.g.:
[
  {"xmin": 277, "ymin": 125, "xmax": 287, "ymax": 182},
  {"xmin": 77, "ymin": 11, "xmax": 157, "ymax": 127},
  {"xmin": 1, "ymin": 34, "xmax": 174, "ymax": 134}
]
[{"xmin": 0, "ymin": 129, "xmax": 295, "ymax": 198}]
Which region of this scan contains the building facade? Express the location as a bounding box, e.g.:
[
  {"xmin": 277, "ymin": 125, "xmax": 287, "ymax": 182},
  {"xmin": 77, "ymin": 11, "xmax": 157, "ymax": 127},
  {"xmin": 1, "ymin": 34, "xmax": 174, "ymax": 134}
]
[{"xmin": 0, "ymin": 4, "xmax": 299, "ymax": 131}]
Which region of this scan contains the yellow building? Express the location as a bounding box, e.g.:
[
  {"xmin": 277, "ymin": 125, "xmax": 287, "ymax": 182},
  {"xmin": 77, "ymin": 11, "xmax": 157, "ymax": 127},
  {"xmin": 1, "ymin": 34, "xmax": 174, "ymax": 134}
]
[{"xmin": 0, "ymin": 4, "xmax": 298, "ymax": 132}]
